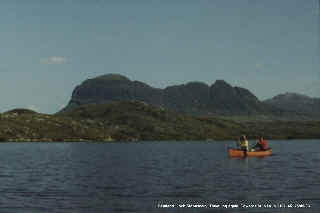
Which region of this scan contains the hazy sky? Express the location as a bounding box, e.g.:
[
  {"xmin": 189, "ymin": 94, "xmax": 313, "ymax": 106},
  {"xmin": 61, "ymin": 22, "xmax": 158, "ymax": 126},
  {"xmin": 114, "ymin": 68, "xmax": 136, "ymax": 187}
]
[{"xmin": 1, "ymin": 0, "xmax": 319, "ymax": 113}]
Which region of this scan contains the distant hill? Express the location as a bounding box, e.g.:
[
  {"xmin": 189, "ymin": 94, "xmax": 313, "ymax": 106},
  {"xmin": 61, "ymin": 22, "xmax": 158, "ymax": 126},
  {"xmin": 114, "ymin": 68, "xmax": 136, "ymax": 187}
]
[
  {"xmin": 0, "ymin": 103, "xmax": 319, "ymax": 142},
  {"xmin": 264, "ymin": 93, "xmax": 320, "ymax": 117},
  {"xmin": 58, "ymin": 101, "xmax": 320, "ymax": 141},
  {"xmin": 63, "ymin": 73, "xmax": 301, "ymax": 118}
]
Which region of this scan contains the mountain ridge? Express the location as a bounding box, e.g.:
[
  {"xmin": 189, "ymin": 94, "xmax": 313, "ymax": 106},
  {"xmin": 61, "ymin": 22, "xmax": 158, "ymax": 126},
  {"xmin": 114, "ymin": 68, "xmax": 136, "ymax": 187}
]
[
  {"xmin": 62, "ymin": 74, "xmax": 319, "ymax": 120},
  {"xmin": 264, "ymin": 92, "xmax": 320, "ymax": 116}
]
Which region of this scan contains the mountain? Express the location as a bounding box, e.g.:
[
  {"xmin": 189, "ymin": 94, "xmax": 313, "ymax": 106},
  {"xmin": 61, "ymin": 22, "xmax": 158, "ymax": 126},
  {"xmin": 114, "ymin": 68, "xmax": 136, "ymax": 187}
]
[
  {"xmin": 264, "ymin": 93, "xmax": 320, "ymax": 116},
  {"xmin": 208, "ymin": 80, "xmax": 265, "ymax": 115},
  {"xmin": 62, "ymin": 74, "xmax": 317, "ymax": 119},
  {"xmin": 67, "ymin": 74, "xmax": 163, "ymax": 109}
]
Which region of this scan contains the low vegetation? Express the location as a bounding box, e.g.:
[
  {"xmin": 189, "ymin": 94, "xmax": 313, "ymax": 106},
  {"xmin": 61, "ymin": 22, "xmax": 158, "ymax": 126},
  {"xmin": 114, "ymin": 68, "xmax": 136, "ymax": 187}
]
[{"xmin": 0, "ymin": 102, "xmax": 319, "ymax": 142}]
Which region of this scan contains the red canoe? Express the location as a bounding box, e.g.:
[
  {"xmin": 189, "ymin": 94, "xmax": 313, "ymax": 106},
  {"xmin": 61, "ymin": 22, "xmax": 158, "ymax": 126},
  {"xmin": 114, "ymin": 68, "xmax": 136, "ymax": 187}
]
[{"xmin": 228, "ymin": 147, "xmax": 272, "ymax": 157}]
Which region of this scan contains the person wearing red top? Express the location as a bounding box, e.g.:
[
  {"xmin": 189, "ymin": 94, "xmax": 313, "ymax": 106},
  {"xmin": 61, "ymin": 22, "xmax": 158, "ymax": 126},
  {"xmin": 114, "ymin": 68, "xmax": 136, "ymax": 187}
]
[{"xmin": 253, "ymin": 136, "xmax": 267, "ymax": 151}]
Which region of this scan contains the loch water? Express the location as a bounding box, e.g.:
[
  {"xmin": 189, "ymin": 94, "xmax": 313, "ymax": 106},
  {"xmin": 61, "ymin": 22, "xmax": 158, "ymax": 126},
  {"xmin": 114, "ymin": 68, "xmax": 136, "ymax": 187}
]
[{"xmin": 0, "ymin": 139, "xmax": 319, "ymax": 212}]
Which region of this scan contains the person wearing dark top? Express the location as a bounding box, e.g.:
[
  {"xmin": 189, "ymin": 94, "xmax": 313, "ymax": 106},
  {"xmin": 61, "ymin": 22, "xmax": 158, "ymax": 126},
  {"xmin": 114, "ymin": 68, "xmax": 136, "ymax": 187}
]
[{"xmin": 253, "ymin": 136, "xmax": 267, "ymax": 151}]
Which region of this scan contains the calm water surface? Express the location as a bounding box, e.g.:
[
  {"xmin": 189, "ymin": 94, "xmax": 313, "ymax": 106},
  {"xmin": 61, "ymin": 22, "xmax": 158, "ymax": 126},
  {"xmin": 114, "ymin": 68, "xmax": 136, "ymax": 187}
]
[{"xmin": 0, "ymin": 140, "xmax": 319, "ymax": 212}]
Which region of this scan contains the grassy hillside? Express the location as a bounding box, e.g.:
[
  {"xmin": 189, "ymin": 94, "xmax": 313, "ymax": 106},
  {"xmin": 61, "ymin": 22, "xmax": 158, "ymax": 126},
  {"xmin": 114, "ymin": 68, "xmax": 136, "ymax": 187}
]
[
  {"xmin": 58, "ymin": 101, "xmax": 237, "ymax": 141},
  {"xmin": 0, "ymin": 102, "xmax": 319, "ymax": 142}
]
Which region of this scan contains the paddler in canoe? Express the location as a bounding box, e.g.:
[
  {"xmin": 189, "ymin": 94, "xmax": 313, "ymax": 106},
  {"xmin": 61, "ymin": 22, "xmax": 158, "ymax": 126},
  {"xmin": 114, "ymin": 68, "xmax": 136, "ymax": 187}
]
[
  {"xmin": 236, "ymin": 135, "xmax": 249, "ymax": 157},
  {"xmin": 252, "ymin": 136, "xmax": 268, "ymax": 151}
]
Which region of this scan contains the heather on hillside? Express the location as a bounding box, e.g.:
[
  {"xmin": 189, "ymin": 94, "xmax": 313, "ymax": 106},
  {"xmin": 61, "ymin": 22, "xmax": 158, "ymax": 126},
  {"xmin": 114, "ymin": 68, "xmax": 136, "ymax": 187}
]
[{"xmin": 0, "ymin": 102, "xmax": 319, "ymax": 142}]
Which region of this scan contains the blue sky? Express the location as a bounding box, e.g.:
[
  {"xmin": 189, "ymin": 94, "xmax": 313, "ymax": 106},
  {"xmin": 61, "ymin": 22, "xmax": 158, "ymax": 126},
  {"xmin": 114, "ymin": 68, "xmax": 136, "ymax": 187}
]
[{"xmin": 1, "ymin": 0, "xmax": 319, "ymax": 113}]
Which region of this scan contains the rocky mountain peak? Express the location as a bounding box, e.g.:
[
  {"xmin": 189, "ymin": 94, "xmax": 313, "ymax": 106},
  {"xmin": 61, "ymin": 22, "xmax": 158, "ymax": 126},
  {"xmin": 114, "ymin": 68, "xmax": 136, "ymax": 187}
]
[
  {"xmin": 62, "ymin": 74, "xmax": 273, "ymax": 117},
  {"xmin": 94, "ymin": 74, "xmax": 130, "ymax": 82},
  {"xmin": 61, "ymin": 74, "xmax": 320, "ymax": 119},
  {"xmin": 264, "ymin": 92, "xmax": 320, "ymax": 116},
  {"xmin": 212, "ymin": 80, "xmax": 232, "ymax": 88}
]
